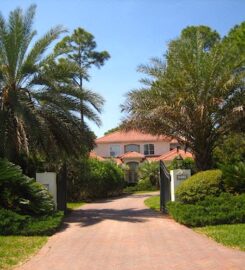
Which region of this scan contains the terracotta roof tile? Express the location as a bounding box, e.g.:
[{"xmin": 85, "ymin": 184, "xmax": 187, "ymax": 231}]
[
  {"xmin": 157, "ymin": 148, "xmax": 193, "ymax": 161},
  {"xmin": 120, "ymin": 151, "xmax": 145, "ymax": 159},
  {"xmin": 96, "ymin": 130, "xmax": 173, "ymax": 144}
]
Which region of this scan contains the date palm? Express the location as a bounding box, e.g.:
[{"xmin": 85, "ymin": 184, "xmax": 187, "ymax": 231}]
[
  {"xmin": 0, "ymin": 6, "xmax": 94, "ymax": 162},
  {"xmin": 123, "ymin": 26, "xmax": 245, "ymax": 170}
]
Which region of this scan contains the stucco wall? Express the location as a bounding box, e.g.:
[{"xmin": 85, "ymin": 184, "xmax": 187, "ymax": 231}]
[{"xmin": 94, "ymin": 141, "xmax": 170, "ymax": 157}]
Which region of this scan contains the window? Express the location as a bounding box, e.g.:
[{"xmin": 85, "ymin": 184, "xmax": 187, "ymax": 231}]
[
  {"xmin": 110, "ymin": 145, "xmax": 120, "ymax": 157},
  {"xmin": 124, "ymin": 144, "xmax": 140, "ymax": 153},
  {"xmin": 144, "ymin": 144, "xmax": 154, "ymax": 155}
]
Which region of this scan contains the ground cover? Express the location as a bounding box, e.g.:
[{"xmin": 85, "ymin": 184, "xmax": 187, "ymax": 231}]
[
  {"xmin": 0, "ymin": 236, "xmax": 47, "ymax": 270},
  {"xmin": 195, "ymin": 224, "xmax": 245, "ymax": 251}
]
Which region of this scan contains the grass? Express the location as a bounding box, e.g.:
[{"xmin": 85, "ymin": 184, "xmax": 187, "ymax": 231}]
[
  {"xmin": 195, "ymin": 224, "xmax": 245, "ymax": 251},
  {"xmin": 0, "ymin": 236, "xmax": 47, "ymax": 270},
  {"xmin": 0, "ymin": 211, "xmax": 64, "ymax": 269},
  {"xmin": 144, "ymin": 195, "xmax": 160, "ymax": 211},
  {"xmin": 67, "ymin": 201, "xmax": 86, "ymax": 210}
]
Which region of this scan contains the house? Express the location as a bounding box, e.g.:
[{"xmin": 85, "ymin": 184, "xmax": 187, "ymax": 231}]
[{"xmin": 93, "ymin": 130, "xmax": 193, "ymax": 182}]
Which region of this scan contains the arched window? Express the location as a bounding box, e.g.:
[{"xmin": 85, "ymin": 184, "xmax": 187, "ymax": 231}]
[{"xmin": 124, "ymin": 144, "xmax": 140, "ymax": 153}]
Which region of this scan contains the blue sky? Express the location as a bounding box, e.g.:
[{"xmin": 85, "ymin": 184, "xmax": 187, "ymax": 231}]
[{"xmin": 1, "ymin": 0, "xmax": 245, "ymax": 137}]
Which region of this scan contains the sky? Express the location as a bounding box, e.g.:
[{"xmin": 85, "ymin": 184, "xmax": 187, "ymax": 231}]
[{"xmin": 1, "ymin": 0, "xmax": 245, "ymax": 137}]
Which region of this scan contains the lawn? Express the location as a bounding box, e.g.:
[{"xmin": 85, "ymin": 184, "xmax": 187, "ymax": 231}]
[
  {"xmin": 67, "ymin": 201, "xmax": 86, "ymax": 210},
  {"xmin": 0, "ymin": 236, "xmax": 47, "ymax": 270},
  {"xmin": 195, "ymin": 224, "xmax": 245, "ymax": 251},
  {"xmin": 144, "ymin": 195, "xmax": 160, "ymax": 211}
]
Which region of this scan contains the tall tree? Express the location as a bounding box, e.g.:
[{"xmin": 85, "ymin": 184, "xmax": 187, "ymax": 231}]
[
  {"xmin": 0, "ymin": 6, "xmax": 92, "ymax": 163},
  {"xmin": 122, "ymin": 25, "xmax": 245, "ymax": 171},
  {"xmin": 54, "ymin": 28, "xmax": 110, "ymax": 124}
]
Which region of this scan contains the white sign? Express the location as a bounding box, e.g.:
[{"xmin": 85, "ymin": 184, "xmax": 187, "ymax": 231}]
[
  {"xmin": 170, "ymin": 169, "xmax": 191, "ymax": 201},
  {"xmin": 36, "ymin": 172, "xmax": 57, "ymax": 208}
]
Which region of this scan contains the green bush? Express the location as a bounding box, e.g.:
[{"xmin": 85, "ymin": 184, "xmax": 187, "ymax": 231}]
[
  {"xmin": 0, "ymin": 208, "xmax": 28, "ymax": 235},
  {"xmin": 124, "ymin": 179, "xmax": 157, "ymax": 193},
  {"xmin": 79, "ymin": 159, "xmax": 125, "ymax": 199},
  {"xmin": 221, "ymin": 162, "xmax": 245, "ymax": 194},
  {"xmin": 0, "ymin": 208, "xmax": 64, "ymax": 236},
  {"xmin": 167, "ymin": 193, "xmax": 245, "ymax": 227},
  {"xmin": 175, "ymin": 169, "xmax": 223, "ymax": 203},
  {"xmin": 0, "ymin": 159, "xmax": 55, "ymax": 215},
  {"xmin": 21, "ymin": 211, "xmax": 64, "ymax": 236}
]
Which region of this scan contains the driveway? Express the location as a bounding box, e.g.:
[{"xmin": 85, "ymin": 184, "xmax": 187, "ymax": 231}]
[{"xmin": 17, "ymin": 193, "xmax": 245, "ymax": 270}]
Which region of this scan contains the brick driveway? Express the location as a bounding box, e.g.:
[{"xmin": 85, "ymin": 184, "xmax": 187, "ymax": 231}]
[{"xmin": 17, "ymin": 193, "xmax": 245, "ymax": 270}]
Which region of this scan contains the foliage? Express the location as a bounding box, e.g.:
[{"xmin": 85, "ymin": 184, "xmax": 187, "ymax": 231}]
[
  {"xmin": 144, "ymin": 195, "xmax": 160, "ymax": 211},
  {"xmin": 67, "ymin": 158, "xmax": 125, "ymax": 200},
  {"xmin": 0, "ymin": 159, "xmax": 55, "ymax": 215},
  {"xmin": 213, "ymin": 133, "xmax": 245, "ymax": 166},
  {"xmin": 167, "ymin": 193, "xmax": 245, "ymax": 227},
  {"xmin": 168, "ymin": 157, "xmax": 197, "ymax": 174},
  {"xmin": 0, "ymin": 209, "xmax": 28, "ymax": 235},
  {"xmin": 175, "ymin": 170, "xmax": 223, "ymax": 204},
  {"xmin": 0, "ymin": 6, "xmax": 100, "ymax": 166},
  {"xmin": 20, "ymin": 211, "xmax": 64, "ymax": 236},
  {"xmin": 104, "ymin": 127, "xmax": 120, "ymax": 135},
  {"xmin": 83, "ymin": 159, "xmax": 124, "ymax": 199},
  {"xmin": 138, "ymin": 161, "xmax": 159, "ymax": 187},
  {"xmin": 54, "ymin": 27, "xmax": 109, "ymax": 124},
  {"xmin": 123, "ymin": 179, "xmax": 157, "ymax": 193},
  {"xmin": 221, "ymin": 162, "xmax": 245, "ymax": 194},
  {"xmin": 0, "ymin": 236, "xmax": 47, "ymax": 270},
  {"xmin": 0, "ymin": 208, "xmax": 63, "ymax": 236},
  {"xmin": 122, "ymin": 24, "xmax": 245, "ymax": 171},
  {"xmin": 195, "ymin": 223, "xmax": 245, "ymax": 251}
]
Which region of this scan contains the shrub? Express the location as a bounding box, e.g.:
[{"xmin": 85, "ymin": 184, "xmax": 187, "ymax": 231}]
[
  {"xmin": 0, "ymin": 208, "xmax": 28, "ymax": 235},
  {"xmin": 175, "ymin": 169, "xmax": 223, "ymax": 203},
  {"xmin": 221, "ymin": 162, "xmax": 245, "ymax": 194},
  {"xmin": 138, "ymin": 162, "xmax": 159, "ymax": 187},
  {"xmin": 0, "ymin": 208, "xmax": 64, "ymax": 236},
  {"xmin": 167, "ymin": 193, "xmax": 245, "ymax": 227},
  {"xmin": 0, "ymin": 159, "xmax": 55, "ymax": 215},
  {"xmin": 21, "ymin": 211, "xmax": 64, "ymax": 236},
  {"xmin": 80, "ymin": 159, "xmax": 125, "ymax": 199},
  {"xmin": 124, "ymin": 178, "xmax": 157, "ymax": 193}
]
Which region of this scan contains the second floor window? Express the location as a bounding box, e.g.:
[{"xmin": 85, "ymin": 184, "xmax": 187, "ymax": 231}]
[
  {"xmin": 110, "ymin": 145, "xmax": 120, "ymax": 157},
  {"xmin": 124, "ymin": 144, "xmax": 140, "ymax": 153},
  {"xmin": 144, "ymin": 144, "xmax": 154, "ymax": 155}
]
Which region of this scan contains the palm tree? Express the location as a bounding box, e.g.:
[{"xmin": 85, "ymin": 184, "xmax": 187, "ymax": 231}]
[
  {"xmin": 0, "ymin": 6, "xmax": 95, "ymax": 162},
  {"xmin": 122, "ymin": 26, "xmax": 245, "ymax": 170}
]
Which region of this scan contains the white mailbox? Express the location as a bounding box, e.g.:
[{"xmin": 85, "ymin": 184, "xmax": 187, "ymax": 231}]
[
  {"xmin": 36, "ymin": 172, "xmax": 57, "ymax": 208},
  {"xmin": 170, "ymin": 169, "xmax": 191, "ymax": 201}
]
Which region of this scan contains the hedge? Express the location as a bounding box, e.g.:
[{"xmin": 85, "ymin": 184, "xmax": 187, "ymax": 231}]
[
  {"xmin": 0, "ymin": 208, "xmax": 64, "ymax": 236},
  {"xmin": 175, "ymin": 169, "xmax": 223, "ymax": 204},
  {"xmin": 167, "ymin": 193, "xmax": 245, "ymax": 227}
]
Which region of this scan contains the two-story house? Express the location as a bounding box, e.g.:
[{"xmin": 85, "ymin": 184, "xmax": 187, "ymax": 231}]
[{"xmin": 92, "ymin": 130, "xmax": 193, "ymax": 182}]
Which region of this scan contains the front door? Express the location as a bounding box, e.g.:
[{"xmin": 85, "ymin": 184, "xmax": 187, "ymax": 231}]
[{"xmin": 127, "ymin": 162, "xmax": 139, "ymax": 183}]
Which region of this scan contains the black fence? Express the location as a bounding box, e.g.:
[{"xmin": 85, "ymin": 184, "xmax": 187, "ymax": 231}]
[{"xmin": 159, "ymin": 160, "xmax": 171, "ymax": 213}]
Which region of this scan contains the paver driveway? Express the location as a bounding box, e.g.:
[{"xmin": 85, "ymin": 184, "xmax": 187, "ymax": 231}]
[{"xmin": 16, "ymin": 192, "xmax": 245, "ymax": 270}]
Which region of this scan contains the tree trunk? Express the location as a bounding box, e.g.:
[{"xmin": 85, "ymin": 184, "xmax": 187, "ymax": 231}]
[{"xmin": 193, "ymin": 145, "xmax": 213, "ymax": 171}]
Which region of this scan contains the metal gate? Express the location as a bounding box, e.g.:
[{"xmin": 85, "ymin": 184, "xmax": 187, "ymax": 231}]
[{"xmin": 159, "ymin": 160, "xmax": 171, "ymax": 213}]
